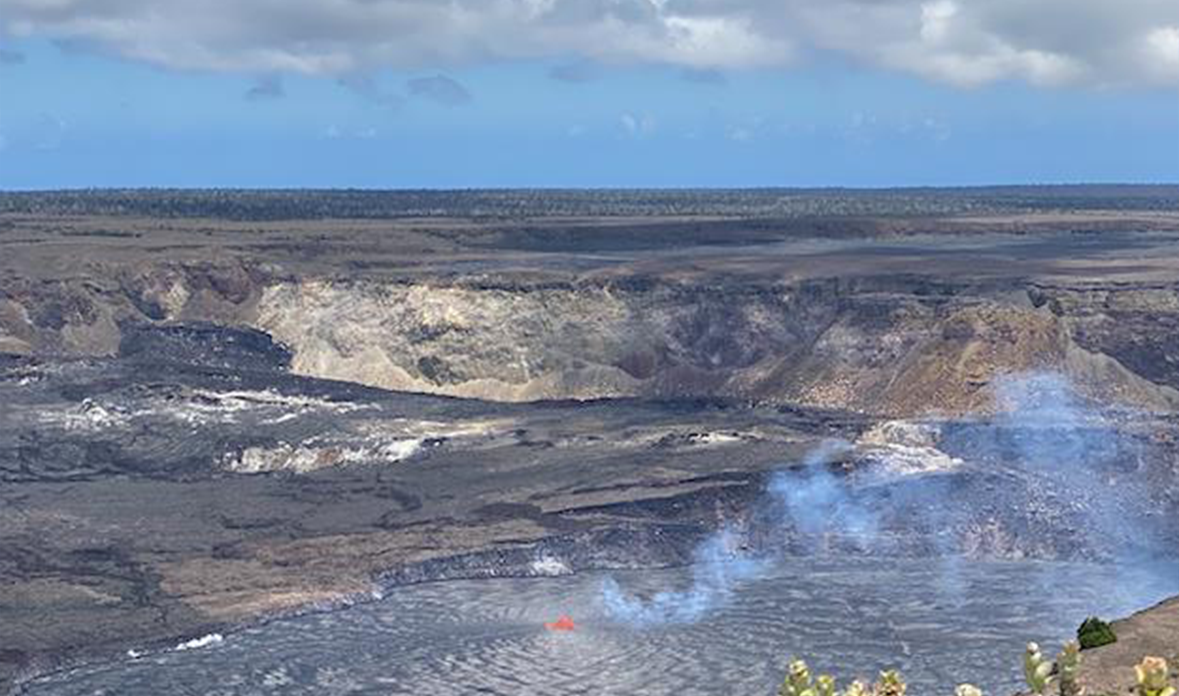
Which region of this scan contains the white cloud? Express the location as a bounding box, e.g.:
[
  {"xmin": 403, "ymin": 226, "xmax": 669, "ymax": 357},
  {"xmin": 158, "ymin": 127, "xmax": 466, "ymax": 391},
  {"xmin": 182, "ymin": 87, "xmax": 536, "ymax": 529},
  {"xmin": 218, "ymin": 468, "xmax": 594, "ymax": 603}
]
[
  {"xmin": 321, "ymin": 124, "xmax": 380, "ymax": 140},
  {"xmin": 865, "ymin": 0, "xmax": 1087, "ymax": 87},
  {"xmin": 920, "ymin": 0, "xmax": 957, "ymax": 44},
  {"xmin": 620, "ymin": 111, "xmax": 656, "ymax": 137},
  {"xmin": 1142, "ymin": 25, "xmax": 1179, "ymax": 82},
  {"xmin": 1, "ymin": 0, "xmax": 1176, "ymax": 88},
  {"xmin": 725, "ymin": 125, "xmax": 753, "ymax": 142}
]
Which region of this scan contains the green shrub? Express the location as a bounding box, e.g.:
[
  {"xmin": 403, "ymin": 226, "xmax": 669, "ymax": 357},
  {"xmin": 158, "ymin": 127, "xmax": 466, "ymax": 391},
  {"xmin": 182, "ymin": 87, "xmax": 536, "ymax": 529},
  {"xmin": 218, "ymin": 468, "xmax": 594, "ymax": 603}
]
[{"xmin": 1077, "ymin": 617, "xmax": 1117, "ymax": 649}]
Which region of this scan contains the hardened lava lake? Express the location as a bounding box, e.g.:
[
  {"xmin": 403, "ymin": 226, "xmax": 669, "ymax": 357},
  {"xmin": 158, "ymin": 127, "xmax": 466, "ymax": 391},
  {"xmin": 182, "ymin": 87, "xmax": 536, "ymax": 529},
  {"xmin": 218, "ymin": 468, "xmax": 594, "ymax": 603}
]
[{"xmin": 23, "ymin": 557, "xmax": 1179, "ymax": 696}]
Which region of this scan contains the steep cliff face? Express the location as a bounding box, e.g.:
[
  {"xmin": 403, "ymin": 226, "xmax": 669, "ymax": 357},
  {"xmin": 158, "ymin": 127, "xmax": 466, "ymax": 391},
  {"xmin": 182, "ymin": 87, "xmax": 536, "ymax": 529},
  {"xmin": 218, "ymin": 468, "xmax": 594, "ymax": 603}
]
[
  {"xmin": 1033, "ymin": 283, "xmax": 1179, "ymax": 391},
  {"xmin": 0, "ymin": 259, "xmax": 262, "ymax": 356},
  {"xmin": 253, "ymin": 275, "xmax": 1179, "ymax": 414},
  {"xmin": 4, "ymin": 261, "xmax": 1177, "ymax": 414}
]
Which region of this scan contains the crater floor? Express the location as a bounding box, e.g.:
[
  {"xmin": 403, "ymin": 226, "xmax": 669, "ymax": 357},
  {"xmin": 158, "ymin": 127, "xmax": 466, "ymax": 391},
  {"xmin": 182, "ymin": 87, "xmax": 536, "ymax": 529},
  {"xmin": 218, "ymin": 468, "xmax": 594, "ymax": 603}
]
[{"xmin": 19, "ymin": 559, "xmax": 1179, "ymax": 696}]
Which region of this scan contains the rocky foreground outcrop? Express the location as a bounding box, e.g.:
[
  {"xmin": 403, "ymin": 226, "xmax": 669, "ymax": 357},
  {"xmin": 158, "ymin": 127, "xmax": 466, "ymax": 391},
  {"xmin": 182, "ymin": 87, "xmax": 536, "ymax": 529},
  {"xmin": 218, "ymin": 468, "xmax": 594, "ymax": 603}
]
[{"xmin": 1078, "ymin": 598, "xmax": 1179, "ymax": 695}]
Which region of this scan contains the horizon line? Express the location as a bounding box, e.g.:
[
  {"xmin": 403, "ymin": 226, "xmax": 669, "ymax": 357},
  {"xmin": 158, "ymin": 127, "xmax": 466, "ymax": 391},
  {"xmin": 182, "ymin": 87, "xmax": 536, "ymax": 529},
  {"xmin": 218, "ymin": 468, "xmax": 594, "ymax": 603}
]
[{"xmin": 3, "ymin": 182, "xmax": 1179, "ymax": 195}]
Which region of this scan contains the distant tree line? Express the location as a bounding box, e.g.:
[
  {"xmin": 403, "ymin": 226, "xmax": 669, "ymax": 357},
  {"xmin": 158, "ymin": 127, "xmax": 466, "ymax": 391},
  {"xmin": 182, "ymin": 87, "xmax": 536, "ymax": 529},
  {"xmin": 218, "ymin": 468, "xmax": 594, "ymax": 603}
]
[{"xmin": 0, "ymin": 185, "xmax": 1176, "ymax": 221}]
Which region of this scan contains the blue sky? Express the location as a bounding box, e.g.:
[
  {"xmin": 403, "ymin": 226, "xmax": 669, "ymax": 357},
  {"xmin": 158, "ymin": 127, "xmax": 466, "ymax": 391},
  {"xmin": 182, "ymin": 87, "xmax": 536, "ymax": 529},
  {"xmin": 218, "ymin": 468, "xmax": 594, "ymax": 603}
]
[{"xmin": 1, "ymin": 0, "xmax": 1177, "ymax": 188}]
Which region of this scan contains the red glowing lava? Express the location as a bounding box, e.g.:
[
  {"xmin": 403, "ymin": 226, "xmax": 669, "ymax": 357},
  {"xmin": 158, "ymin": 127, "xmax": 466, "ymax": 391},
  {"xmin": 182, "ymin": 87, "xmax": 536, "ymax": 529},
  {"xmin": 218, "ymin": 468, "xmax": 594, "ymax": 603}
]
[{"xmin": 544, "ymin": 615, "xmax": 576, "ymax": 631}]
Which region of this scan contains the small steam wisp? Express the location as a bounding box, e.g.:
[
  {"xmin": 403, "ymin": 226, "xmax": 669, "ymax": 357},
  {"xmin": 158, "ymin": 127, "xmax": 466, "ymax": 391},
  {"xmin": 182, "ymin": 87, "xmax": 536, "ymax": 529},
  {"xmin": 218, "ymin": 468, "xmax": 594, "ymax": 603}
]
[
  {"xmin": 600, "ymin": 529, "xmax": 765, "ymax": 625},
  {"xmin": 768, "ymin": 438, "xmax": 878, "ymax": 552}
]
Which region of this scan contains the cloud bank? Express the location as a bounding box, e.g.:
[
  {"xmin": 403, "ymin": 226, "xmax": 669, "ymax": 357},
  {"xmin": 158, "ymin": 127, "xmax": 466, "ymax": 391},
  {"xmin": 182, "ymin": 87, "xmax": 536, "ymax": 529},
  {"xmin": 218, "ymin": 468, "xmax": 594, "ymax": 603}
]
[{"xmin": 1, "ymin": 0, "xmax": 1176, "ymax": 87}]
